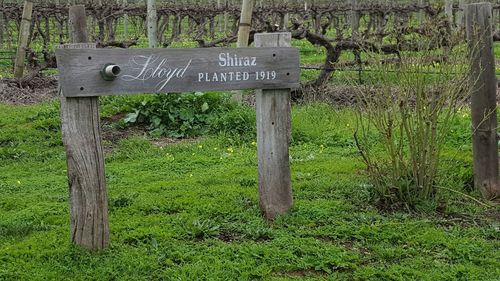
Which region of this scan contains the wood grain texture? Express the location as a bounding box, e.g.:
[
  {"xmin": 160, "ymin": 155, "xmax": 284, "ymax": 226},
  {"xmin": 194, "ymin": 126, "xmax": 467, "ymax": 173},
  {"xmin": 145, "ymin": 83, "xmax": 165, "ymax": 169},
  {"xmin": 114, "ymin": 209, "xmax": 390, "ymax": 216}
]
[
  {"xmin": 465, "ymin": 3, "xmax": 500, "ymax": 200},
  {"xmin": 0, "ymin": 12, "xmax": 3, "ymax": 49},
  {"xmin": 13, "ymin": 1, "xmax": 33, "ymax": 78},
  {"xmin": 458, "ymin": 0, "xmax": 467, "ymax": 28},
  {"xmin": 55, "ymin": 47, "xmax": 300, "ymax": 97},
  {"xmin": 61, "ymin": 5, "xmax": 109, "ymax": 250},
  {"xmin": 350, "ymin": 0, "xmax": 360, "ymax": 40},
  {"xmin": 255, "ymin": 33, "xmax": 293, "ymax": 220},
  {"xmin": 68, "ymin": 5, "xmax": 87, "ymax": 44},
  {"xmin": 147, "ymin": 0, "xmax": 157, "ymax": 48},
  {"xmin": 123, "ymin": 0, "xmax": 129, "ymax": 38},
  {"xmin": 237, "ymin": 0, "xmax": 254, "ymax": 48},
  {"xmin": 444, "ymin": 0, "xmax": 453, "ymax": 26},
  {"xmin": 233, "ymin": 0, "xmax": 255, "ymax": 103}
]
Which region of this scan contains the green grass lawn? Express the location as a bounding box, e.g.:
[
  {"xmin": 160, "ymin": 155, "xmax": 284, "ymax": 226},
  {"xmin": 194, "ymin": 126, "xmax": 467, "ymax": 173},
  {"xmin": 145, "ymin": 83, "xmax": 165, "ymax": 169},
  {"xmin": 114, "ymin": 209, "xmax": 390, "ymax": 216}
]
[
  {"xmin": 0, "ymin": 12, "xmax": 499, "ymax": 280},
  {"xmin": 0, "ymin": 100, "xmax": 498, "ymax": 280}
]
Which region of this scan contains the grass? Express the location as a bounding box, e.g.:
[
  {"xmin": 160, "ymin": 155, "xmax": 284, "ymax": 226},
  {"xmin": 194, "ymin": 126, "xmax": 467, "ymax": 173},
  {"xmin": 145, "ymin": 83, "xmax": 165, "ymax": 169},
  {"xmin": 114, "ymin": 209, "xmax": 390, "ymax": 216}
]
[
  {"xmin": 0, "ymin": 100, "xmax": 499, "ymax": 280},
  {"xmin": 0, "ymin": 10, "xmax": 499, "ymax": 280}
]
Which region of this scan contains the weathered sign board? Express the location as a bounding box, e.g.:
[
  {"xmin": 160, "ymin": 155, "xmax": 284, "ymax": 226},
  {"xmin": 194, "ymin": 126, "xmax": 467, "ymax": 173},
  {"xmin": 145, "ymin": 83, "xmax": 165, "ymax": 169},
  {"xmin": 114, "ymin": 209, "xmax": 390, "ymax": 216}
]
[{"xmin": 55, "ymin": 47, "xmax": 300, "ymax": 97}]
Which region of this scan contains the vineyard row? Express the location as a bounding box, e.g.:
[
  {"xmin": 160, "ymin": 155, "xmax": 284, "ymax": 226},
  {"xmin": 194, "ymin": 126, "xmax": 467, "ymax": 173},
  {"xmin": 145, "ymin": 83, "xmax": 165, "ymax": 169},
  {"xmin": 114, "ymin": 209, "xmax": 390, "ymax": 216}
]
[{"xmin": 1, "ymin": 1, "xmax": 499, "ymax": 93}]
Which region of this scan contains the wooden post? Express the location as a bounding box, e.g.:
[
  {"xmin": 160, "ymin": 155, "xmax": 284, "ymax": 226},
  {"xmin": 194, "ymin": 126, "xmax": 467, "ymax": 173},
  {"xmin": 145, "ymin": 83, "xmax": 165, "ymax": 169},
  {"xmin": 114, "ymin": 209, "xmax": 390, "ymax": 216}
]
[
  {"xmin": 123, "ymin": 0, "xmax": 129, "ymax": 39},
  {"xmin": 0, "ymin": 5, "xmax": 4, "ymax": 49},
  {"xmin": 61, "ymin": 5, "xmax": 109, "ymax": 250},
  {"xmin": 255, "ymin": 32, "xmax": 293, "ymax": 220},
  {"xmin": 458, "ymin": 0, "xmax": 467, "ymax": 29},
  {"xmin": 233, "ymin": 0, "xmax": 254, "ymax": 102},
  {"xmin": 13, "ymin": 0, "xmax": 33, "ymax": 78},
  {"xmin": 445, "ymin": 0, "xmax": 454, "ymax": 27},
  {"xmin": 417, "ymin": 0, "xmax": 426, "ymax": 24},
  {"xmin": 283, "ymin": 0, "xmax": 289, "ymax": 30},
  {"xmin": 224, "ymin": 0, "xmax": 229, "ymax": 34},
  {"xmin": 54, "ymin": 0, "xmax": 64, "ymax": 43},
  {"xmin": 217, "ymin": 0, "xmax": 222, "ymax": 32},
  {"xmin": 350, "ymin": 0, "xmax": 360, "ymax": 40},
  {"xmin": 465, "ymin": 2, "xmax": 500, "ymax": 200},
  {"xmin": 496, "ymin": 0, "xmax": 500, "ymax": 30},
  {"xmin": 237, "ymin": 0, "xmax": 254, "ymax": 51},
  {"xmin": 147, "ymin": 0, "xmax": 157, "ymax": 48}
]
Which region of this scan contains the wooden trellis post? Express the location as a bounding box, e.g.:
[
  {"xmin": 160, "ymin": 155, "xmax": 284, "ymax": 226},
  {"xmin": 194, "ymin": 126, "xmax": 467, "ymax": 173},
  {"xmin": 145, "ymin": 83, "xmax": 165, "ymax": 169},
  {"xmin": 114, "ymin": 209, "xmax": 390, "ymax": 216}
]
[
  {"xmin": 457, "ymin": 0, "xmax": 467, "ymax": 29},
  {"xmin": 123, "ymin": 0, "xmax": 129, "ymax": 39},
  {"xmin": 445, "ymin": 0, "xmax": 453, "ymax": 27},
  {"xmin": 233, "ymin": 0, "xmax": 255, "ymax": 102},
  {"xmin": 0, "ymin": 1, "xmax": 4, "ymax": 49},
  {"xmin": 147, "ymin": 0, "xmax": 157, "ymax": 48},
  {"xmin": 417, "ymin": 0, "xmax": 426, "ymax": 24},
  {"xmin": 465, "ymin": 2, "xmax": 500, "ymax": 200},
  {"xmin": 61, "ymin": 5, "xmax": 109, "ymax": 250},
  {"xmin": 350, "ymin": 0, "xmax": 360, "ymax": 40},
  {"xmin": 13, "ymin": 0, "xmax": 33, "ymax": 78},
  {"xmin": 283, "ymin": 0, "xmax": 289, "ymax": 30}
]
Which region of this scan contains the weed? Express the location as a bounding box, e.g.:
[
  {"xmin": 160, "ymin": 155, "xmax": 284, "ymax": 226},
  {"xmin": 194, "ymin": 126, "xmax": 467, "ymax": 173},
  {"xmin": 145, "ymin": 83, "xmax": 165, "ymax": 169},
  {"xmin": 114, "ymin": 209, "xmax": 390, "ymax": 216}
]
[
  {"xmin": 0, "ymin": 220, "xmax": 50, "ymax": 239},
  {"xmin": 183, "ymin": 219, "xmax": 221, "ymax": 240},
  {"xmin": 108, "ymin": 193, "xmax": 137, "ymax": 209},
  {"xmin": 124, "ymin": 92, "xmax": 228, "ymax": 138},
  {"xmin": 352, "ymin": 37, "xmax": 471, "ymax": 209}
]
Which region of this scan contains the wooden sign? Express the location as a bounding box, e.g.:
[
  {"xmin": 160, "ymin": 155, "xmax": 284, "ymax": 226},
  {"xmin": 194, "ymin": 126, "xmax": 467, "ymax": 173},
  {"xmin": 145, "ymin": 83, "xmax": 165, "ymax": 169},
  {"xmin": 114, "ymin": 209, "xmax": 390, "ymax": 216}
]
[
  {"xmin": 57, "ymin": 26, "xmax": 297, "ymax": 251},
  {"xmin": 55, "ymin": 47, "xmax": 300, "ymax": 97}
]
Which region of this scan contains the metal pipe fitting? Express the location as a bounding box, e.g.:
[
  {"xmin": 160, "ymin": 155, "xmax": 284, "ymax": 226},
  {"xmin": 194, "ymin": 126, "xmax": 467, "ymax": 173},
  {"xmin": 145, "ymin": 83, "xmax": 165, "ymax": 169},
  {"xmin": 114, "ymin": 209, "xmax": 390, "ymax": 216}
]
[{"xmin": 100, "ymin": 63, "xmax": 121, "ymax": 81}]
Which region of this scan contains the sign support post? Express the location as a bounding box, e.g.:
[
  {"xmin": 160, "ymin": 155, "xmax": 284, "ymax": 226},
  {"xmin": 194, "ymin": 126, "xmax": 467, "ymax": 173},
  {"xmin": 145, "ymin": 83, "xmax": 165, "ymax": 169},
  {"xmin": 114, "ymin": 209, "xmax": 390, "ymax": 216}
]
[
  {"xmin": 255, "ymin": 32, "xmax": 294, "ymax": 220},
  {"xmin": 61, "ymin": 5, "xmax": 109, "ymax": 251},
  {"xmin": 56, "ymin": 28, "xmax": 299, "ymax": 248}
]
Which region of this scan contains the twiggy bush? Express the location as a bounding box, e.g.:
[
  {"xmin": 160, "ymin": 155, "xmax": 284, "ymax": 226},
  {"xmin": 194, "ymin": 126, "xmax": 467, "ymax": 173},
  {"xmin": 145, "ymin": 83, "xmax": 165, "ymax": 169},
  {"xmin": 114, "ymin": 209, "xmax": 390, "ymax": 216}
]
[{"xmin": 353, "ymin": 46, "xmax": 471, "ymax": 209}]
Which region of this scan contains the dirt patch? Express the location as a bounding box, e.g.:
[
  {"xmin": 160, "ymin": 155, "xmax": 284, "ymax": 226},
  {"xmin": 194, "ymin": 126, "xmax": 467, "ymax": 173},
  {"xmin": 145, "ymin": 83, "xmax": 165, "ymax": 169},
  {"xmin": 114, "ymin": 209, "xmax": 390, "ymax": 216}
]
[
  {"xmin": 100, "ymin": 113, "xmax": 147, "ymax": 154},
  {"xmin": 101, "ymin": 113, "xmax": 146, "ymax": 144},
  {"xmin": 483, "ymin": 208, "xmax": 500, "ymax": 222},
  {"xmin": 100, "ymin": 113, "xmax": 197, "ymax": 153},
  {"xmin": 101, "ymin": 125, "xmax": 146, "ymax": 148},
  {"xmin": 241, "ymin": 85, "xmax": 361, "ymax": 107},
  {"xmin": 150, "ymin": 137, "xmax": 198, "ymax": 149},
  {"xmin": 0, "ymin": 76, "xmax": 58, "ymax": 105},
  {"xmin": 433, "ymin": 208, "xmax": 500, "ymax": 229},
  {"xmin": 3, "ymin": 76, "xmax": 500, "ymax": 107},
  {"xmin": 315, "ymin": 236, "xmax": 371, "ymax": 256},
  {"xmin": 315, "ymin": 235, "xmax": 334, "ymax": 243},
  {"xmin": 302, "ymin": 85, "xmax": 361, "ymax": 106},
  {"xmin": 217, "ymin": 230, "xmax": 244, "ymax": 243}
]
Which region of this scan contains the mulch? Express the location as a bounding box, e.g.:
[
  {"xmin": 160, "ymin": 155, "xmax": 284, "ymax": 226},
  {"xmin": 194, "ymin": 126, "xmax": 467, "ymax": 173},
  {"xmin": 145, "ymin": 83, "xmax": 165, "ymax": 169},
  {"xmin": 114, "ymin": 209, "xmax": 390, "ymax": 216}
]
[
  {"xmin": 3, "ymin": 76, "xmax": 500, "ymax": 107},
  {"xmin": 0, "ymin": 76, "xmax": 58, "ymax": 105}
]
